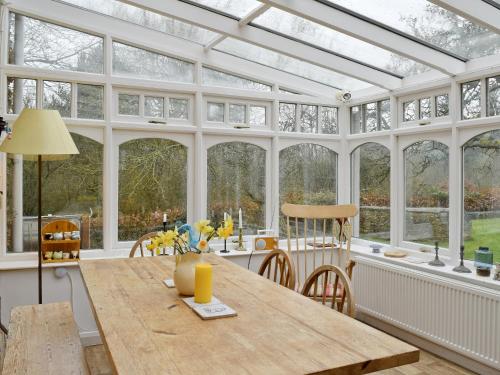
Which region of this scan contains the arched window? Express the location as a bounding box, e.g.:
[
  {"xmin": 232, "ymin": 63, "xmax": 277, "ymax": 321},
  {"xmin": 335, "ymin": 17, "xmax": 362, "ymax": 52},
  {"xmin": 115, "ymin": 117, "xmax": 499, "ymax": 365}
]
[
  {"xmin": 279, "ymin": 143, "xmax": 337, "ymax": 205},
  {"xmin": 118, "ymin": 138, "xmax": 187, "ymax": 241},
  {"xmin": 351, "ymin": 143, "xmax": 390, "ymax": 243},
  {"xmin": 207, "ymin": 142, "xmax": 266, "ymax": 233},
  {"xmin": 463, "ymin": 130, "xmax": 500, "ymax": 262},
  {"xmin": 7, "ymin": 133, "xmax": 103, "ymax": 252},
  {"xmin": 404, "ymin": 141, "xmax": 449, "ymax": 247}
]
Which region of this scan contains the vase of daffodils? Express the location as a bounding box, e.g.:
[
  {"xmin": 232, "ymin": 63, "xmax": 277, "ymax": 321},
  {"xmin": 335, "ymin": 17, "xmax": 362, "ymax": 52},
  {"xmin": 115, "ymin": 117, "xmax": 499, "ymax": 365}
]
[{"xmin": 147, "ymin": 218, "xmax": 232, "ymax": 295}]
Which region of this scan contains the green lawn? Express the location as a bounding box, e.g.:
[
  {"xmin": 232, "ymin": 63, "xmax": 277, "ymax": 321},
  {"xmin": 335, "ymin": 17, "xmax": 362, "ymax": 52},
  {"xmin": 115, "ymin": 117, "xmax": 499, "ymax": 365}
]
[{"xmin": 464, "ymin": 217, "xmax": 500, "ymax": 263}]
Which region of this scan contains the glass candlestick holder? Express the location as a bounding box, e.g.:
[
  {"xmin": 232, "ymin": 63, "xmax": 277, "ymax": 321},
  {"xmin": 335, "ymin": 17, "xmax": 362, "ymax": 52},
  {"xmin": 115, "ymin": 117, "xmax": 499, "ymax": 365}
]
[{"xmin": 235, "ymin": 227, "xmax": 246, "ymax": 251}]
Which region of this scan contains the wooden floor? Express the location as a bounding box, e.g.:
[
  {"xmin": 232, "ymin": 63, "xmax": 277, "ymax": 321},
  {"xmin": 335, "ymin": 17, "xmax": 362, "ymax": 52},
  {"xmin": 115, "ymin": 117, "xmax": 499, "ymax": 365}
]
[{"xmin": 0, "ymin": 332, "xmax": 476, "ymax": 374}]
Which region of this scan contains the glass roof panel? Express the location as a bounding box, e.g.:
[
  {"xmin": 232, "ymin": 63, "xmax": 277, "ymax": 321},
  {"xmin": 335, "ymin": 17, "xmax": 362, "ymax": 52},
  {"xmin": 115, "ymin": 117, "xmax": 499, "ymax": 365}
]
[
  {"xmin": 59, "ymin": 0, "xmax": 218, "ymax": 45},
  {"xmin": 253, "ymin": 8, "xmax": 431, "ymax": 77},
  {"xmin": 215, "ymin": 38, "xmax": 372, "ymax": 91},
  {"xmin": 327, "ymin": 0, "xmax": 500, "ymax": 59},
  {"xmin": 186, "ymin": 0, "xmax": 261, "ymax": 18}
]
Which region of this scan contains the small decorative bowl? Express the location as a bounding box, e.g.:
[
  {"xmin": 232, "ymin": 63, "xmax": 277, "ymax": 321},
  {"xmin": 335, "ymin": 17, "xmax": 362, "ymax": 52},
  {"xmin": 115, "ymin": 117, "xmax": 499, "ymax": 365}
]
[
  {"xmin": 53, "ymin": 232, "xmax": 63, "ymax": 240},
  {"xmin": 71, "ymin": 250, "xmax": 79, "ymax": 259},
  {"xmin": 44, "ymin": 251, "xmax": 53, "ymax": 260},
  {"xmin": 62, "ymin": 252, "xmax": 70, "ymax": 259},
  {"xmin": 370, "ymin": 244, "xmax": 383, "ymax": 254},
  {"xmin": 63, "ymin": 232, "xmax": 72, "ymax": 240},
  {"xmin": 53, "ymin": 251, "xmax": 63, "ymax": 260}
]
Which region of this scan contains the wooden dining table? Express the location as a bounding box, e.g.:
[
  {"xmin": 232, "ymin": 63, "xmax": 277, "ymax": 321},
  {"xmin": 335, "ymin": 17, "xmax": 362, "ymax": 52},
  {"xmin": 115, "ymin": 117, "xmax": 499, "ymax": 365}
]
[{"xmin": 79, "ymin": 254, "xmax": 419, "ymax": 374}]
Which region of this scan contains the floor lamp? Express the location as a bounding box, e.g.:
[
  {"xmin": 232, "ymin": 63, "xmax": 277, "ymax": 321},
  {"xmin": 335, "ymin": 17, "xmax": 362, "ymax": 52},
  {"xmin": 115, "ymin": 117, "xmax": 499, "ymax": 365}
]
[{"xmin": 0, "ymin": 109, "xmax": 78, "ymax": 304}]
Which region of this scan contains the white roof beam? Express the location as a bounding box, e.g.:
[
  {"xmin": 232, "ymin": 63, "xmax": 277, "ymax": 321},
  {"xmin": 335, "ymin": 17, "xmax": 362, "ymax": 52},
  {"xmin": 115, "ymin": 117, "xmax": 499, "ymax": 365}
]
[
  {"xmin": 430, "ymin": 0, "xmax": 500, "ymax": 34},
  {"xmin": 120, "ymin": 0, "xmax": 403, "ymax": 90},
  {"xmin": 260, "ymin": 0, "xmax": 466, "ymax": 76},
  {"xmin": 204, "ymin": 4, "xmax": 271, "ymax": 51},
  {"xmin": 9, "ymin": 0, "xmax": 337, "ymax": 97}
]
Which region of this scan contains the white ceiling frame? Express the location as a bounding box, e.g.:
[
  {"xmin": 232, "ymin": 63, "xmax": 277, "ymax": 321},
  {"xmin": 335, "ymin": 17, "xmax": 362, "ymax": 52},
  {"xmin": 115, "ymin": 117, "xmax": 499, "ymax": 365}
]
[
  {"xmin": 259, "ymin": 0, "xmax": 466, "ymax": 76},
  {"xmin": 204, "ymin": 3, "xmax": 271, "ymax": 51},
  {"xmin": 120, "ymin": 0, "xmax": 403, "ymax": 90},
  {"xmin": 8, "ymin": 0, "xmax": 338, "ymax": 98},
  {"xmin": 430, "ymin": 0, "xmax": 500, "ymax": 34}
]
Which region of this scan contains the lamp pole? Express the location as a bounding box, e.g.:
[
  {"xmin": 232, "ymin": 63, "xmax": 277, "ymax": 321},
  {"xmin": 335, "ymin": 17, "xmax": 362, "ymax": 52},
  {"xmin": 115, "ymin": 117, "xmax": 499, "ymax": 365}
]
[{"xmin": 38, "ymin": 154, "xmax": 42, "ymax": 304}]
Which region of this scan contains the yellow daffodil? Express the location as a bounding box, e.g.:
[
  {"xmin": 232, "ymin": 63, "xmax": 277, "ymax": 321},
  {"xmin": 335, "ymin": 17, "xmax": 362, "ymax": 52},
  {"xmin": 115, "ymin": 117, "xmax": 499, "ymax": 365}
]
[
  {"xmin": 197, "ymin": 239, "xmax": 209, "ymax": 252},
  {"xmin": 194, "ymin": 219, "xmax": 213, "ymax": 235}
]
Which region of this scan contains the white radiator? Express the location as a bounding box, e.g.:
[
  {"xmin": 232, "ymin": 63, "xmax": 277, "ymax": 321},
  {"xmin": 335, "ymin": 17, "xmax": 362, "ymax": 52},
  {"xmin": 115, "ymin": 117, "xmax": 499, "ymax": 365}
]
[{"xmin": 353, "ymin": 257, "xmax": 500, "ymax": 370}]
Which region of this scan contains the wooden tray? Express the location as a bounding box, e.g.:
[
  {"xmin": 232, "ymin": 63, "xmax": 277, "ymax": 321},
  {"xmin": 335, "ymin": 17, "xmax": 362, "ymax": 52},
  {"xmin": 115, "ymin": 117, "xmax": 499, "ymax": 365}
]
[{"xmin": 384, "ymin": 250, "xmax": 408, "ymax": 258}]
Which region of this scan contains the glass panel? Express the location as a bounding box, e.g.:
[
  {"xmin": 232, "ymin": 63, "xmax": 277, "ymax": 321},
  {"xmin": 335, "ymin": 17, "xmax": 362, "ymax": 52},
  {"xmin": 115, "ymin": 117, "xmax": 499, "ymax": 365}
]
[
  {"xmin": 113, "ymin": 42, "xmax": 194, "ymax": 83},
  {"xmin": 463, "ymin": 130, "xmax": 500, "ymax": 263},
  {"xmin": 43, "ymin": 81, "xmax": 71, "ymax": 117},
  {"xmin": 462, "ymin": 80, "xmax": 481, "ymax": 120},
  {"xmin": 229, "ymin": 104, "xmax": 246, "ymax": 124},
  {"xmin": 7, "ymin": 133, "xmax": 103, "ymax": 252},
  {"xmin": 279, "ymin": 143, "xmax": 337, "ymax": 235},
  {"xmin": 379, "ymin": 99, "xmax": 391, "ymax": 130},
  {"xmin": 435, "ymin": 94, "xmax": 449, "ymax": 117},
  {"xmin": 202, "ymin": 67, "xmax": 271, "ymax": 92},
  {"xmin": 118, "ymin": 94, "xmax": 140, "ymax": 116},
  {"xmin": 119, "ymin": 138, "xmax": 187, "ymax": 240},
  {"xmin": 403, "ymin": 100, "xmax": 417, "ymax": 122},
  {"xmin": 254, "ymin": 7, "xmax": 431, "ymax": 77},
  {"xmin": 207, "ymin": 102, "xmax": 224, "ymax": 122},
  {"xmin": 144, "ymin": 96, "xmax": 164, "ymax": 118},
  {"xmin": 351, "ymin": 143, "xmax": 390, "ymax": 243},
  {"xmin": 350, "ymin": 106, "xmax": 362, "ymax": 134},
  {"xmin": 249, "ymin": 105, "xmax": 266, "ymax": 126},
  {"xmin": 207, "ymin": 142, "xmax": 266, "ymax": 234},
  {"xmin": 77, "ymin": 84, "xmax": 104, "ymax": 120},
  {"xmin": 404, "ymin": 141, "xmax": 449, "ymax": 247},
  {"xmin": 364, "ymin": 102, "xmax": 377, "ymax": 132},
  {"xmin": 320, "ymin": 106, "xmax": 338, "ymax": 134},
  {"xmin": 216, "ymin": 38, "xmax": 372, "ymax": 91},
  {"xmin": 279, "ymin": 103, "xmax": 296, "ymax": 132},
  {"xmin": 300, "ymin": 105, "xmax": 318, "ymax": 133},
  {"xmin": 9, "ymin": 13, "xmax": 103, "ymax": 73},
  {"xmin": 487, "ymin": 76, "xmax": 500, "ymax": 117},
  {"xmin": 328, "ymin": 0, "xmax": 500, "ymax": 59},
  {"xmin": 419, "ymin": 97, "xmax": 431, "ymax": 120},
  {"xmin": 59, "ymin": 0, "xmax": 217, "ymax": 45},
  {"xmin": 7, "ymin": 77, "xmax": 37, "ymax": 114},
  {"xmin": 188, "ymin": 0, "xmax": 261, "ymax": 18},
  {"xmin": 169, "ymin": 98, "xmax": 189, "ymax": 120}
]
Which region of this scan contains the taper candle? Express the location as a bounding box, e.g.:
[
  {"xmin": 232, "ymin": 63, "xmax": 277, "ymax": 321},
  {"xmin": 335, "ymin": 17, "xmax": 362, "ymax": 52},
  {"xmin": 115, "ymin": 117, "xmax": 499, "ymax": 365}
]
[
  {"xmin": 238, "ymin": 208, "xmax": 243, "ymax": 229},
  {"xmin": 163, "ymin": 213, "xmax": 167, "ymax": 222},
  {"xmin": 194, "ymin": 263, "xmax": 213, "ymax": 304}
]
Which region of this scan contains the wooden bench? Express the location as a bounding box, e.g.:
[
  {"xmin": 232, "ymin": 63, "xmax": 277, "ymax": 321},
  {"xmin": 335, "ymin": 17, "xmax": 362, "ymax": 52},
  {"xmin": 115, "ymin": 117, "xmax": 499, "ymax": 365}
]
[{"xmin": 2, "ymin": 302, "xmax": 88, "ymax": 375}]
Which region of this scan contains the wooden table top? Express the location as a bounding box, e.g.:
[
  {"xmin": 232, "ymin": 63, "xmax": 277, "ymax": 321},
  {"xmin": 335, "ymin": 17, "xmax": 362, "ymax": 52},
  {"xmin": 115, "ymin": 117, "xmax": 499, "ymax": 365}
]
[{"xmin": 80, "ymin": 254, "xmax": 419, "ymax": 375}]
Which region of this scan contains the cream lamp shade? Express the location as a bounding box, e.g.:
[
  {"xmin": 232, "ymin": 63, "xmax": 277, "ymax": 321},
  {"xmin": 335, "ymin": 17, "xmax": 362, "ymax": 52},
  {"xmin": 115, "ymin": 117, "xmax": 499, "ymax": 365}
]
[{"xmin": 0, "ymin": 108, "xmax": 79, "ymax": 159}]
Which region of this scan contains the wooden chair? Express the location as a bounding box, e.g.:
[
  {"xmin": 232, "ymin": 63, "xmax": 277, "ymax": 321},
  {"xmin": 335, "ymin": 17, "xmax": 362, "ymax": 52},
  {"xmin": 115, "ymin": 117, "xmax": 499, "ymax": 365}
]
[
  {"xmin": 301, "ymin": 265, "xmax": 356, "ymax": 317},
  {"xmin": 129, "ymin": 232, "xmax": 159, "ymax": 257},
  {"xmin": 258, "ymin": 249, "xmax": 296, "ymax": 290},
  {"xmin": 281, "ymin": 203, "xmax": 357, "ymax": 291}
]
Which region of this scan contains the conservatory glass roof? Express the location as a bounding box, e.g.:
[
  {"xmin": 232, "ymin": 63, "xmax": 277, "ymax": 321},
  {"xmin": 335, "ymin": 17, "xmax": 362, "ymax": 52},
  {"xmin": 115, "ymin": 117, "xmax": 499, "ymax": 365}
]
[{"xmin": 57, "ymin": 0, "xmax": 500, "ymax": 94}]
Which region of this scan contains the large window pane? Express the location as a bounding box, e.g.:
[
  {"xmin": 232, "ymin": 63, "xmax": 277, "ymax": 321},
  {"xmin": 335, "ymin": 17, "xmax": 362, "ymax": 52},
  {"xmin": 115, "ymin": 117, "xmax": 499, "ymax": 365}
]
[
  {"xmin": 77, "ymin": 84, "xmax": 104, "ymax": 120},
  {"xmin": 118, "ymin": 94, "xmax": 139, "ymax": 116},
  {"xmin": 7, "ymin": 133, "xmax": 103, "ymax": 252},
  {"xmin": 113, "ymin": 42, "xmax": 194, "ymax": 83},
  {"xmin": 207, "ymin": 142, "xmax": 265, "ymax": 234},
  {"xmin": 119, "ymin": 138, "xmax": 187, "ymax": 240},
  {"xmin": 43, "ymin": 81, "xmax": 71, "ymax": 117},
  {"xmin": 403, "ymin": 100, "xmax": 417, "ymax": 122},
  {"xmin": 9, "ymin": 13, "xmax": 103, "ymax": 73},
  {"xmin": 363, "ymin": 102, "xmax": 377, "ymax": 132},
  {"xmin": 487, "ymin": 76, "xmax": 500, "ymax": 117},
  {"xmin": 202, "ymin": 67, "xmax": 271, "ymax": 92},
  {"xmin": 435, "ymin": 94, "xmax": 449, "ymax": 117},
  {"xmin": 169, "ymin": 98, "xmax": 189, "ymax": 120},
  {"xmin": 280, "ymin": 144, "xmax": 337, "ymax": 235},
  {"xmin": 419, "ymin": 97, "xmax": 431, "ymax": 120},
  {"xmin": 350, "ymin": 106, "xmax": 362, "ymax": 134},
  {"xmin": 279, "ymin": 103, "xmax": 296, "ymax": 132},
  {"xmin": 462, "ymin": 80, "xmax": 481, "ymax": 120},
  {"xmin": 351, "ymin": 143, "xmax": 390, "ymax": 243},
  {"xmin": 404, "ymin": 141, "xmax": 449, "ymax": 247},
  {"xmin": 144, "ymin": 96, "xmax": 164, "ymax": 118},
  {"xmin": 300, "ymin": 105, "xmax": 318, "ymax": 133},
  {"xmin": 7, "ymin": 77, "xmax": 37, "ymax": 114},
  {"xmin": 379, "ymin": 99, "xmax": 391, "ymax": 130},
  {"xmin": 463, "ymin": 130, "xmax": 500, "ymax": 263},
  {"xmin": 321, "ymin": 106, "xmax": 338, "ymax": 134}
]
